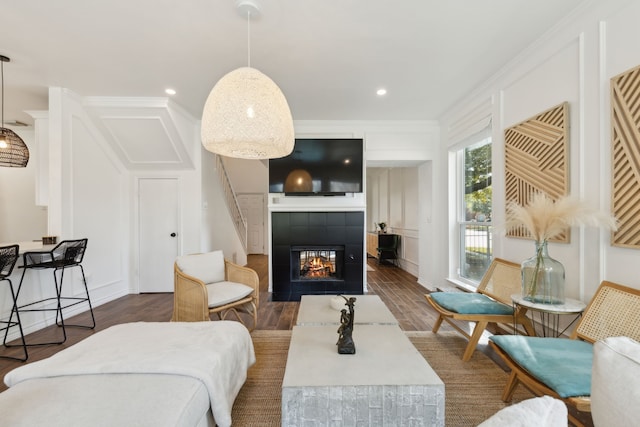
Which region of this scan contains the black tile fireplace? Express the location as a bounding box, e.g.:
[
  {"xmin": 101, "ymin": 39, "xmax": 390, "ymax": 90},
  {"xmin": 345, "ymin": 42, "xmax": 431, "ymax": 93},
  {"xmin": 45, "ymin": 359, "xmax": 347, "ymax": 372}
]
[{"xmin": 271, "ymin": 211, "xmax": 364, "ymax": 301}]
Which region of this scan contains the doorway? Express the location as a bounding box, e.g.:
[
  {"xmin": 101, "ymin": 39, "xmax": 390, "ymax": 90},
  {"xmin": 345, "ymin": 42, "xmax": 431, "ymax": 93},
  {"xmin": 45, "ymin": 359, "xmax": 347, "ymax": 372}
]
[{"xmin": 138, "ymin": 178, "xmax": 179, "ymax": 292}]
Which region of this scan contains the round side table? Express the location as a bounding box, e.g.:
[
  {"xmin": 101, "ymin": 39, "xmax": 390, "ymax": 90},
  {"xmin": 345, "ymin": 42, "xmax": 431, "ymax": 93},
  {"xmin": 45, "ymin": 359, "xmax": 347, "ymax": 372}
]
[{"xmin": 511, "ymin": 294, "xmax": 586, "ymax": 337}]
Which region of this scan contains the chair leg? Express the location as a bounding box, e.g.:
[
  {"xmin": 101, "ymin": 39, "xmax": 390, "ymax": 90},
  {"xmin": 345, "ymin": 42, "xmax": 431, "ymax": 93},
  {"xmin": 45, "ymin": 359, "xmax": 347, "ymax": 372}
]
[
  {"xmin": 55, "ymin": 265, "xmax": 96, "ymax": 330},
  {"xmin": 235, "ymin": 302, "xmax": 258, "ymax": 332},
  {"xmin": 7, "ymin": 267, "xmax": 66, "ymax": 346},
  {"xmin": 1, "ymin": 279, "xmax": 28, "ymax": 361},
  {"xmin": 567, "ymin": 413, "xmax": 585, "ymax": 427},
  {"xmin": 219, "ymin": 302, "xmax": 258, "ymax": 332},
  {"xmin": 221, "ymin": 307, "xmax": 246, "ymax": 325},
  {"xmin": 432, "ymin": 314, "xmax": 444, "ymax": 333},
  {"xmin": 462, "ymin": 321, "xmax": 488, "ymax": 362},
  {"xmin": 53, "ymin": 267, "xmax": 67, "ymax": 341},
  {"xmin": 248, "ymin": 301, "xmax": 257, "ymax": 332},
  {"xmin": 520, "ymin": 316, "xmax": 537, "ymax": 337},
  {"xmin": 515, "ymin": 306, "xmax": 537, "ymax": 337},
  {"xmin": 501, "ymin": 370, "xmax": 521, "ymax": 402},
  {"xmin": 77, "ymin": 265, "xmax": 96, "ymax": 329}
]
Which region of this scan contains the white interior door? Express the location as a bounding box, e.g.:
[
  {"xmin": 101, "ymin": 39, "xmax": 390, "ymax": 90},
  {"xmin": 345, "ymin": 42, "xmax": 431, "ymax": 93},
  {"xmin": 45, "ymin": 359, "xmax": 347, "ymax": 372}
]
[
  {"xmin": 138, "ymin": 178, "xmax": 179, "ymax": 292},
  {"xmin": 238, "ymin": 193, "xmax": 265, "ymax": 254}
]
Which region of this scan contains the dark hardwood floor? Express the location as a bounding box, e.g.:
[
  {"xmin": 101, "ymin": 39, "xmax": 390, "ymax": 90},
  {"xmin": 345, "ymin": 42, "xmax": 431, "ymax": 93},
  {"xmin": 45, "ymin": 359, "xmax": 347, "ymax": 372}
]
[{"xmin": 0, "ymin": 255, "xmax": 451, "ymax": 392}]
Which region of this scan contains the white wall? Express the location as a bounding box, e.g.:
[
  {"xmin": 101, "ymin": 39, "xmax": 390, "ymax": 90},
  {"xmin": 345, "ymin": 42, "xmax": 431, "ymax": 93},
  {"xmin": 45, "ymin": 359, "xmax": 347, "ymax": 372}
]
[
  {"xmin": 0, "ymin": 128, "xmax": 47, "ymax": 242},
  {"xmin": 366, "ymin": 168, "xmax": 387, "ymax": 231},
  {"xmin": 45, "ymin": 88, "xmax": 130, "ymax": 306},
  {"xmin": 598, "ymin": 0, "xmax": 640, "ymax": 294},
  {"xmin": 437, "ymin": 0, "xmax": 640, "ymax": 301},
  {"xmin": 418, "ymin": 161, "xmax": 435, "ymax": 288},
  {"xmin": 223, "ymin": 157, "xmax": 269, "ymax": 194}
]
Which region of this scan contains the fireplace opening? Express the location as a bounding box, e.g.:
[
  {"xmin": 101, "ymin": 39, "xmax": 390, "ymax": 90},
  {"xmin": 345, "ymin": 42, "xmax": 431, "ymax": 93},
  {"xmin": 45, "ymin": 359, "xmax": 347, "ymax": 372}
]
[
  {"xmin": 300, "ymin": 250, "xmax": 336, "ymax": 279},
  {"xmin": 291, "ymin": 245, "xmax": 344, "ymax": 281}
]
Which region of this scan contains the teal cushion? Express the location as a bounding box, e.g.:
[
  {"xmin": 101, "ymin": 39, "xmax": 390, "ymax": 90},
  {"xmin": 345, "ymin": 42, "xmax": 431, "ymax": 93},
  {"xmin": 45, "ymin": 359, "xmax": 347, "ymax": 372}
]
[
  {"xmin": 490, "ymin": 335, "xmax": 593, "ymax": 398},
  {"xmin": 430, "ymin": 292, "xmax": 513, "ymax": 315}
]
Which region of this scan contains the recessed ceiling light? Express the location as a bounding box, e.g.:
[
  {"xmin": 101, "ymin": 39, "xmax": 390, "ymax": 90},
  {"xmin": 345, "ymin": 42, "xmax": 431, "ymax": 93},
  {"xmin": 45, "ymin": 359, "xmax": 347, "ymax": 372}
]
[
  {"xmin": 165, "ymin": 88, "xmax": 176, "ymax": 95},
  {"xmin": 376, "ymin": 88, "xmax": 387, "ymax": 96}
]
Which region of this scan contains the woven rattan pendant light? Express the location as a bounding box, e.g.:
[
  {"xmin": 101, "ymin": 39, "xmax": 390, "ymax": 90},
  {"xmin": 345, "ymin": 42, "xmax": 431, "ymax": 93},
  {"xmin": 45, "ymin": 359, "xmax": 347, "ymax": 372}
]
[
  {"xmin": 0, "ymin": 55, "xmax": 29, "ymax": 168},
  {"xmin": 201, "ymin": 0, "xmax": 294, "ymax": 159}
]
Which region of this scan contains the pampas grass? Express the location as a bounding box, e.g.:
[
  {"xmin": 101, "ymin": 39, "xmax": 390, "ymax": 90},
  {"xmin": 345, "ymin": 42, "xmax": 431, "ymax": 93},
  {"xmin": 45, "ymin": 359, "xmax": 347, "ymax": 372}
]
[{"xmin": 506, "ymin": 193, "xmax": 618, "ymax": 242}]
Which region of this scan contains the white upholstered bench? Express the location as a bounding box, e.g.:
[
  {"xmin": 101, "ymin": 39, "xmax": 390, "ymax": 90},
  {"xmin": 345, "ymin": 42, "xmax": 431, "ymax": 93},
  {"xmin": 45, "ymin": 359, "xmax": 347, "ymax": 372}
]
[{"xmin": 0, "ymin": 321, "xmax": 255, "ymax": 427}]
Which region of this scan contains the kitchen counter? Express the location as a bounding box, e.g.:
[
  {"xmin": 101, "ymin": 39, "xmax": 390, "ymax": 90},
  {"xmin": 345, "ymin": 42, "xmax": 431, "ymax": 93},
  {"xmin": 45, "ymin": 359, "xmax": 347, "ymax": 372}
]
[{"xmin": 0, "ymin": 241, "xmax": 56, "ymax": 255}]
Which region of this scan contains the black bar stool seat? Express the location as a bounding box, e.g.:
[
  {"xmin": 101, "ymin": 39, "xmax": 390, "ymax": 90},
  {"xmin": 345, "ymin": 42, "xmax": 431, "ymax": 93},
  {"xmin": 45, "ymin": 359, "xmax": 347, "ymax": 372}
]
[{"xmin": 13, "ymin": 238, "xmax": 95, "ymax": 346}]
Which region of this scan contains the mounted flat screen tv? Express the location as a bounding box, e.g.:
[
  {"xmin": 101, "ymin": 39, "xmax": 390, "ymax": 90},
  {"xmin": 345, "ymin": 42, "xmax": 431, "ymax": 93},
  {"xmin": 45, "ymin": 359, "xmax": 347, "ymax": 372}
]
[{"xmin": 269, "ymin": 138, "xmax": 363, "ymax": 196}]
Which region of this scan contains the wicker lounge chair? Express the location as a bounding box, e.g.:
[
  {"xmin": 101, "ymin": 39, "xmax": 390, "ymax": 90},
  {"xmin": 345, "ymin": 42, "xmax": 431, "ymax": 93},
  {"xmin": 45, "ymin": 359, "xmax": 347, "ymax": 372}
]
[
  {"xmin": 425, "ymin": 258, "xmax": 536, "ymax": 361},
  {"xmin": 489, "ymin": 280, "xmax": 640, "ymax": 427},
  {"xmin": 172, "ymin": 251, "xmax": 259, "ymax": 331}
]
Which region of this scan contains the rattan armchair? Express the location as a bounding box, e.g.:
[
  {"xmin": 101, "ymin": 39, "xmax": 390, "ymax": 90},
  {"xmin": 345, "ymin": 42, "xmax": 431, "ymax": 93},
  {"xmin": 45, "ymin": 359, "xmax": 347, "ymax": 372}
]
[{"xmin": 171, "ymin": 251, "xmax": 259, "ymax": 331}]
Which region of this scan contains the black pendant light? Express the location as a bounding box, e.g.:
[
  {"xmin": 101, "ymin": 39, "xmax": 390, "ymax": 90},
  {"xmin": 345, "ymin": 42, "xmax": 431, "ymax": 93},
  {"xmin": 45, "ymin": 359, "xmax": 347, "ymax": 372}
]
[{"xmin": 0, "ymin": 55, "xmax": 29, "ymax": 168}]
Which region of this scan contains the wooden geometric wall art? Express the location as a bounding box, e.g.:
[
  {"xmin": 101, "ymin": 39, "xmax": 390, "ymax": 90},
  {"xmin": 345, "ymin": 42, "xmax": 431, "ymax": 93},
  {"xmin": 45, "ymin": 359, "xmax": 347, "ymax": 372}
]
[
  {"xmin": 504, "ymin": 102, "xmax": 570, "ymax": 242},
  {"xmin": 611, "ymin": 64, "xmax": 640, "ymax": 248}
]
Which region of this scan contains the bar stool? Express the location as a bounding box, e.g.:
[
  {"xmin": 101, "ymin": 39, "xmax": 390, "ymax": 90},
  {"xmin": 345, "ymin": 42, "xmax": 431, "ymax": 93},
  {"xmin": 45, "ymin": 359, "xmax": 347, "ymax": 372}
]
[
  {"xmin": 0, "ymin": 244, "xmax": 28, "ymax": 361},
  {"xmin": 14, "ymin": 238, "xmax": 95, "ymax": 346}
]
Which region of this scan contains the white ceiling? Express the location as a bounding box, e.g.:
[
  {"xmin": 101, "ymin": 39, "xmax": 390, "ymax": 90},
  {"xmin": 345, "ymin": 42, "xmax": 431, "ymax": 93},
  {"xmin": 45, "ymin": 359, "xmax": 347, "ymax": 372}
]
[{"xmin": 1, "ymin": 0, "xmax": 587, "ymax": 127}]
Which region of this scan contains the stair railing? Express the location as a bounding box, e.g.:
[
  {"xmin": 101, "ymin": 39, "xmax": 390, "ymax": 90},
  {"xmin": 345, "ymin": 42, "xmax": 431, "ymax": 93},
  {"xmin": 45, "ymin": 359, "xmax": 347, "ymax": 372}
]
[{"xmin": 216, "ymin": 155, "xmax": 248, "ymax": 251}]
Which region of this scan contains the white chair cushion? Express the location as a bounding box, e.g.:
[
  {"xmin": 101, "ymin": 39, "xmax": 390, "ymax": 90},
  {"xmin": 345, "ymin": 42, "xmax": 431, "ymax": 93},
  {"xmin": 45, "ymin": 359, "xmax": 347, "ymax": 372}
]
[
  {"xmin": 206, "ymin": 281, "xmax": 254, "ymax": 308},
  {"xmin": 176, "ymin": 251, "xmax": 225, "ymax": 284},
  {"xmin": 591, "ymin": 336, "xmax": 640, "ymax": 427}
]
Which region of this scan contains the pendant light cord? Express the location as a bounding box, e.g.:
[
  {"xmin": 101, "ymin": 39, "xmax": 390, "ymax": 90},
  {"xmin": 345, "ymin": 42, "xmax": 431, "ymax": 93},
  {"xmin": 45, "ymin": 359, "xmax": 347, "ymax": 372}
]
[{"xmin": 247, "ymin": 9, "xmax": 251, "ymax": 68}]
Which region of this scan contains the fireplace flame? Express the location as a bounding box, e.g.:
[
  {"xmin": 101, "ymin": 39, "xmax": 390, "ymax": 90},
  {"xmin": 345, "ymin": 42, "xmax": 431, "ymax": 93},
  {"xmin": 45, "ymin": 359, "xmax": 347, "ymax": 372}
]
[{"xmin": 301, "ymin": 255, "xmax": 335, "ymax": 278}]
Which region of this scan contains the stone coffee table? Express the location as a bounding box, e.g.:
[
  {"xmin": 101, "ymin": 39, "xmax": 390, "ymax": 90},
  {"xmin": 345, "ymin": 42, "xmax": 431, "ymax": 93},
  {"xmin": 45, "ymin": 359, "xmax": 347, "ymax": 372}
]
[
  {"xmin": 296, "ymin": 294, "xmax": 398, "ymax": 326},
  {"xmin": 281, "ymin": 324, "xmax": 445, "ymax": 426}
]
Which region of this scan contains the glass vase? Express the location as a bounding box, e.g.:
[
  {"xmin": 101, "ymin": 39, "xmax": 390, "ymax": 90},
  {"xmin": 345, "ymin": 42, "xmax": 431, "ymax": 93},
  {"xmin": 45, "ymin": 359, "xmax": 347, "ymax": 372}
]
[{"xmin": 521, "ymin": 240, "xmax": 565, "ymax": 304}]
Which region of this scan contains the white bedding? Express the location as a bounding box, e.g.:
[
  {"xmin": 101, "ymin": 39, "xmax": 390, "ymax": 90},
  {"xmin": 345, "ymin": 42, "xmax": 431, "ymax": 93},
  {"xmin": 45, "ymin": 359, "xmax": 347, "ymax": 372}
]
[{"xmin": 3, "ymin": 321, "xmax": 256, "ymax": 427}]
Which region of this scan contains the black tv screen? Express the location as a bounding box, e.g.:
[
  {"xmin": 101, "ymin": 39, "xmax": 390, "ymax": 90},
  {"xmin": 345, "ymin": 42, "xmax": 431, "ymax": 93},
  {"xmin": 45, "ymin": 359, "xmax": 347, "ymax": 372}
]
[{"xmin": 269, "ymin": 139, "xmax": 363, "ymax": 195}]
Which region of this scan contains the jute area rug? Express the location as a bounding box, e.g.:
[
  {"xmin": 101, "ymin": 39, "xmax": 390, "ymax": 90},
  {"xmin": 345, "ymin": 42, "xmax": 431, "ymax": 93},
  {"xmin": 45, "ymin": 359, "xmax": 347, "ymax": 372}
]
[{"xmin": 231, "ymin": 330, "xmax": 534, "ymax": 426}]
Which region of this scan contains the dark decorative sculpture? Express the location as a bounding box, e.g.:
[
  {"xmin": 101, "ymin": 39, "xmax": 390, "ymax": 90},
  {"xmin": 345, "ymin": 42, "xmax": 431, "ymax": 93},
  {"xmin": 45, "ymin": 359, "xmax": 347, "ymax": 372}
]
[{"xmin": 336, "ymin": 295, "xmax": 356, "ymax": 354}]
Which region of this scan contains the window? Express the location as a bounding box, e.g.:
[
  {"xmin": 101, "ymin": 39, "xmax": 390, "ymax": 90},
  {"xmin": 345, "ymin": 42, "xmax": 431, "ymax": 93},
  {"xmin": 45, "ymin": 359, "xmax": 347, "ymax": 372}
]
[{"xmin": 458, "ymin": 137, "xmax": 492, "ymax": 283}]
